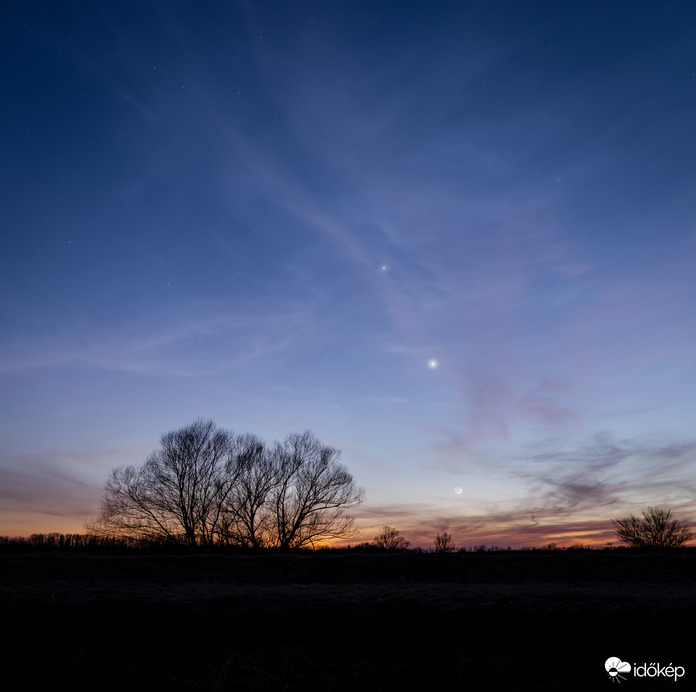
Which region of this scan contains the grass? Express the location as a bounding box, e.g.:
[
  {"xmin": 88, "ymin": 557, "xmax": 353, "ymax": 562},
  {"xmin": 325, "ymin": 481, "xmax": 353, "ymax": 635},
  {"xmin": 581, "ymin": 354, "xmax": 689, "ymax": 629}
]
[{"xmin": 2, "ymin": 549, "xmax": 694, "ymax": 690}]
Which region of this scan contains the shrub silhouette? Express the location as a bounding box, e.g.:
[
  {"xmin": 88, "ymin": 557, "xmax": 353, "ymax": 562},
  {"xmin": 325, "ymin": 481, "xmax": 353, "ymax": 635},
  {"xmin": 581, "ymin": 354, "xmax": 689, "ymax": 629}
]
[
  {"xmin": 611, "ymin": 506, "xmax": 694, "ymax": 549},
  {"xmin": 433, "ymin": 531, "xmax": 456, "ymax": 553}
]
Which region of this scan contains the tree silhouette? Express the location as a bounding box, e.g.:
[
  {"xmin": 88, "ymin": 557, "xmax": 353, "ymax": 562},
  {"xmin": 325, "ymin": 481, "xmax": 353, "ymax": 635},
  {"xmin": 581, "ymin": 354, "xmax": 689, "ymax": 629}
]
[
  {"xmin": 434, "ymin": 531, "xmax": 455, "ymax": 553},
  {"xmin": 220, "ymin": 433, "xmax": 275, "ymax": 548},
  {"xmin": 611, "ymin": 506, "xmax": 694, "ymax": 549},
  {"xmin": 88, "ymin": 419, "xmax": 237, "ymax": 546},
  {"xmin": 269, "ymin": 431, "xmax": 364, "ymax": 549},
  {"xmin": 373, "ymin": 526, "xmax": 410, "ymax": 550}
]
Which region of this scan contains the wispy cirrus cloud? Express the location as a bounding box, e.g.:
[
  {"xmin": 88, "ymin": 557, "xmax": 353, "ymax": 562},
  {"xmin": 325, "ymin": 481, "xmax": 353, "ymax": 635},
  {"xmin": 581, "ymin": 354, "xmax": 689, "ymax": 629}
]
[
  {"xmin": 0, "ymin": 298, "xmax": 320, "ymax": 377},
  {"xmin": 0, "ymin": 451, "xmax": 114, "ymax": 529},
  {"xmin": 519, "ymin": 433, "xmax": 696, "ymax": 512}
]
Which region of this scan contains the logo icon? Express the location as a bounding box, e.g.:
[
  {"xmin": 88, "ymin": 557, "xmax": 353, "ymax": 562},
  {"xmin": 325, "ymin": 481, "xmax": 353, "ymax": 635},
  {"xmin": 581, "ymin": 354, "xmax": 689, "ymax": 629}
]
[{"xmin": 605, "ymin": 657, "xmax": 631, "ymax": 683}]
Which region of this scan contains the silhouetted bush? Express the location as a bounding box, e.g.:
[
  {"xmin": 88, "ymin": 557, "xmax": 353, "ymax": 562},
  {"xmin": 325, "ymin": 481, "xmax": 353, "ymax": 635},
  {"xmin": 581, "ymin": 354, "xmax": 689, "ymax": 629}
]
[{"xmin": 611, "ymin": 506, "xmax": 694, "ymax": 550}]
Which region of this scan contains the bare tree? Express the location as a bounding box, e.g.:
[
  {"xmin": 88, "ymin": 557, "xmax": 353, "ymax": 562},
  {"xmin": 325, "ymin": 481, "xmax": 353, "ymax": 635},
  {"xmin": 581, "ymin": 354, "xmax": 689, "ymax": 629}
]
[
  {"xmin": 88, "ymin": 420, "xmax": 236, "ymax": 547},
  {"xmin": 220, "ymin": 433, "xmax": 276, "ymax": 548},
  {"xmin": 434, "ymin": 531, "xmax": 455, "ymax": 553},
  {"xmin": 268, "ymin": 431, "xmax": 364, "ymax": 549},
  {"xmin": 373, "ymin": 526, "xmax": 410, "ymax": 550},
  {"xmin": 611, "ymin": 506, "xmax": 694, "ymax": 549}
]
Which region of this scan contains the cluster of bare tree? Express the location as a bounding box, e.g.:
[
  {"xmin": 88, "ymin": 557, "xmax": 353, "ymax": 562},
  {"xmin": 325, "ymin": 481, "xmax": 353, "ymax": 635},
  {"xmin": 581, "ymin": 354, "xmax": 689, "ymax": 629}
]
[{"xmin": 88, "ymin": 420, "xmax": 364, "ymax": 549}]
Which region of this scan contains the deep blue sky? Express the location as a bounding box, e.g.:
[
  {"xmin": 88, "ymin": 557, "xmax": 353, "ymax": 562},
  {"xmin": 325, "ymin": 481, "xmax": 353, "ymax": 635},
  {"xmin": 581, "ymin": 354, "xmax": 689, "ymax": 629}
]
[{"xmin": 2, "ymin": 1, "xmax": 695, "ymax": 546}]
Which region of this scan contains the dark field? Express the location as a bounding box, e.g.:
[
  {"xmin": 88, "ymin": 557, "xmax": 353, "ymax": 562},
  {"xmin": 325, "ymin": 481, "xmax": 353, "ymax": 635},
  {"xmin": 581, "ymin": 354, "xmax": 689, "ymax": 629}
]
[{"xmin": 2, "ymin": 550, "xmax": 694, "ymax": 690}]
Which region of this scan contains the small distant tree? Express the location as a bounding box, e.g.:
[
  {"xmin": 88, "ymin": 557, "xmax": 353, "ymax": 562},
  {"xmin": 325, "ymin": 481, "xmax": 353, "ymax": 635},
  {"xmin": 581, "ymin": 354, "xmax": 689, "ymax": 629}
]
[
  {"xmin": 434, "ymin": 531, "xmax": 455, "ymax": 553},
  {"xmin": 611, "ymin": 506, "xmax": 694, "ymax": 550},
  {"xmin": 373, "ymin": 526, "xmax": 410, "ymax": 550}
]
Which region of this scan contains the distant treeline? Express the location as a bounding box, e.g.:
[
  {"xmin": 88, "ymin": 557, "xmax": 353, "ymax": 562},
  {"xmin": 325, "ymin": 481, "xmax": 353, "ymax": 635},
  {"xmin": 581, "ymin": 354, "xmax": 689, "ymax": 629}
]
[
  {"xmin": 0, "ymin": 533, "xmax": 288, "ymax": 554},
  {"xmin": 0, "ymin": 533, "xmax": 661, "ymax": 554},
  {"xmin": 0, "ymin": 533, "xmax": 160, "ymax": 553}
]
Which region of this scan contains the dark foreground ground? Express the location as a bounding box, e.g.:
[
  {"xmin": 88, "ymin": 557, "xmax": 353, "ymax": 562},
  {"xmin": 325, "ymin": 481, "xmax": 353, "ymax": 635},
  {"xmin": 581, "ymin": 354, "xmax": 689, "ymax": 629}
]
[{"xmin": 2, "ymin": 550, "xmax": 694, "ymax": 691}]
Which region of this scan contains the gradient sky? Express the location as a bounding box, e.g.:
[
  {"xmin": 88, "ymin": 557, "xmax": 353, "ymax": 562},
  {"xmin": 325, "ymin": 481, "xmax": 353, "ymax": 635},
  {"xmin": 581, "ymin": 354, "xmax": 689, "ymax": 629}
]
[{"xmin": 2, "ymin": 1, "xmax": 695, "ymax": 547}]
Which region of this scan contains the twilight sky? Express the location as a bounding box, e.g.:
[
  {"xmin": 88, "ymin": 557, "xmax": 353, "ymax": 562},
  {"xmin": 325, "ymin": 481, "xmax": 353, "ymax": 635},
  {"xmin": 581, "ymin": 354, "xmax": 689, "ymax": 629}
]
[{"xmin": 2, "ymin": 1, "xmax": 695, "ymax": 547}]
